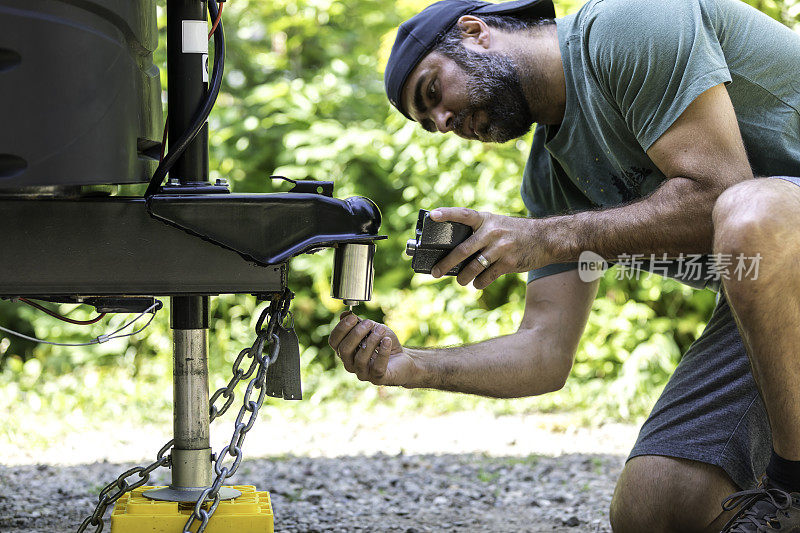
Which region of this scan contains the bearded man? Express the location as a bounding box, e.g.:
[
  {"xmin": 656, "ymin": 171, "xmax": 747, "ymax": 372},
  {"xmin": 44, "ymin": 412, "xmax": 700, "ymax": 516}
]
[{"xmin": 328, "ymin": 0, "xmax": 800, "ymax": 530}]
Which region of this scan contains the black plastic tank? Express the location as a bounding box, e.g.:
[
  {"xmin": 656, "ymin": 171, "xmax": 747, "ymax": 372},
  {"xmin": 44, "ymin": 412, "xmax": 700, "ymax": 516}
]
[{"xmin": 0, "ymin": 0, "xmax": 162, "ymax": 188}]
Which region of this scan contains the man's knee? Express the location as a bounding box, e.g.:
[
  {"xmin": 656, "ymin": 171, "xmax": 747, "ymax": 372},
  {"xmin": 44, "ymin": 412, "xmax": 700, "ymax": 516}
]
[
  {"xmin": 712, "ymin": 178, "xmax": 800, "ymax": 259},
  {"xmin": 610, "ymin": 455, "xmax": 736, "ymax": 533}
]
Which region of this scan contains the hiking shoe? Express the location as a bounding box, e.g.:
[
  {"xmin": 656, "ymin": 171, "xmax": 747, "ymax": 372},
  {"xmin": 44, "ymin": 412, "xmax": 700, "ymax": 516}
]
[{"xmin": 721, "ymin": 478, "xmax": 800, "ymax": 532}]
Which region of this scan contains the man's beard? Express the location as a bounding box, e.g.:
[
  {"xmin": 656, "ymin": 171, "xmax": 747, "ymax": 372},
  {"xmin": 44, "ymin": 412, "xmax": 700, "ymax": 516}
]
[{"xmin": 439, "ymin": 43, "xmax": 536, "ymax": 143}]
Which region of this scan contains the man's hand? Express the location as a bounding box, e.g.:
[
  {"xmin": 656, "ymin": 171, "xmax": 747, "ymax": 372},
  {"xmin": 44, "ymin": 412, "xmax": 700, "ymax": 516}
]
[
  {"xmin": 328, "ymin": 312, "xmax": 419, "ymax": 386},
  {"xmin": 429, "ymin": 207, "xmax": 548, "ymax": 289}
]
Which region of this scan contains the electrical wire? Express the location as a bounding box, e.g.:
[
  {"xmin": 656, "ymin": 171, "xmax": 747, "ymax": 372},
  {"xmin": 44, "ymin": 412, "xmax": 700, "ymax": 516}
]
[
  {"xmin": 209, "ymin": 0, "xmax": 225, "ymax": 38},
  {"xmin": 145, "ymin": 0, "xmax": 225, "ymax": 197},
  {"xmin": 19, "ymin": 298, "xmax": 107, "ymax": 325},
  {"xmin": 0, "ymin": 302, "xmax": 160, "ymax": 347}
]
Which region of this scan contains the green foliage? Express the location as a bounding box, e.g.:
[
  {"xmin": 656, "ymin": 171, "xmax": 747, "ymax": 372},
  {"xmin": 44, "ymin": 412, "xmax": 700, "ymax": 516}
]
[
  {"xmin": 569, "ymin": 273, "xmax": 716, "ymax": 420},
  {"xmin": 1, "ymin": 0, "xmax": 797, "ymax": 444}
]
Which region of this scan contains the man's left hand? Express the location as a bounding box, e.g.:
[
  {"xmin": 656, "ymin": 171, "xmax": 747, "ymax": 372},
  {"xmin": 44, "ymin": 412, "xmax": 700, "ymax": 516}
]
[{"xmin": 429, "ymin": 207, "xmax": 548, "ymax": 289}]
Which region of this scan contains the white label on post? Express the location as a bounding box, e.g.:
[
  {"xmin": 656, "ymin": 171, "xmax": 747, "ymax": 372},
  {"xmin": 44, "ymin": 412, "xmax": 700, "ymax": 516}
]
[{"xmin": 182, "ymin": 20, "xmax": 208, "ymax": 53}]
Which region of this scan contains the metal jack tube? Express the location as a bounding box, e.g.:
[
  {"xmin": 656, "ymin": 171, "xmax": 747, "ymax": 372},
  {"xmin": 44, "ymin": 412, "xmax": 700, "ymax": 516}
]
[
  {"xmin": 173, "ymin": 329, "xmax": 211, "ymax": 473},
  {"xmin": 144, "ymin": 297, "xmax": 240, "ymax": 502}
]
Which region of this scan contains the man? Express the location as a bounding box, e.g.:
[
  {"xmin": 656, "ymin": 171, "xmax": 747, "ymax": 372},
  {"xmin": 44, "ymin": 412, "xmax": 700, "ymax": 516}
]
[{"xmin": 328, "ymin": 0, "xmax": 800, "ymax": 530}]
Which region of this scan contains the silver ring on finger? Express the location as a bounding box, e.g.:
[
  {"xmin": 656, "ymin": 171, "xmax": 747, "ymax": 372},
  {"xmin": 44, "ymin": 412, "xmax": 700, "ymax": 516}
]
[{"xmin": 476, "ymin": 253, "xmax": 491, "ymax": 270}]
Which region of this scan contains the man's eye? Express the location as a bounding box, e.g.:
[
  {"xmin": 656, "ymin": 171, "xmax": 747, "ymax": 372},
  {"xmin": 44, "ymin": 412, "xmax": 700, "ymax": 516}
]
[{"xmin": 428, "ymin": 82, "xmax": 437, "ymax": 100}]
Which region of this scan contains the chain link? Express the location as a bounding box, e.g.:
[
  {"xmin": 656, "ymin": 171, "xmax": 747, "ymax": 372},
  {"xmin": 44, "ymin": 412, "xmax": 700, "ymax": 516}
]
[
  {"xmin": 184, "ymin": 293, "xmax": 289, "ymax": 533},
  {"xmin": 78, "ymin": 439, "xmax": 173, "ymax": 533},
  {"xmin": 77, "ymin": 291, "xmax": 292, "ymax": 533}
]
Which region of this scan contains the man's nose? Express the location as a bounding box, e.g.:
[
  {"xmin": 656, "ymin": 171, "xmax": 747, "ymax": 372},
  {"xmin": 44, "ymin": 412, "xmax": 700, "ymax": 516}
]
[{"xmin": 432, "ymin": 107, "xmax": 454, "ymax": 133}]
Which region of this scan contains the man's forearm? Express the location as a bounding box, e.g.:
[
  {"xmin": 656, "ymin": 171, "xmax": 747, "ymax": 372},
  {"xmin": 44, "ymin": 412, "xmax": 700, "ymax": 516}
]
[
  {"xmin": 539, "ymin": 176, "xmax": 746, "ymax": 262},
  {"xmin": 404, "ymin": 328, "xmax": 572, "ymax": 398}
]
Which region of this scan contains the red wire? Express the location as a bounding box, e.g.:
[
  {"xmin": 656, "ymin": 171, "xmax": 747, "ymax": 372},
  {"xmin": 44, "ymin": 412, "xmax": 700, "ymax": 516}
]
[
  {"xmin": 209, "ymin": 1, "xmax": 225, "ymax": 38},
  {"xmin": 19, "ymin": 298, "xmax": 107, "ymax": 325}
]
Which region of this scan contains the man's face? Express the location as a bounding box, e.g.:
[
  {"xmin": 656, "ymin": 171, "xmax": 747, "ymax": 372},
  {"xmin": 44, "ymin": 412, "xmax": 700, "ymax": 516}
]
[{"xmin": 401, "ymin": 48, "xmax": 535, "ymax": 143}]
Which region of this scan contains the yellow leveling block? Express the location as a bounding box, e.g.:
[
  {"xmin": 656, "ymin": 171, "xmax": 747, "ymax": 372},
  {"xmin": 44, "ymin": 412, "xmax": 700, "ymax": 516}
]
[{"xmin": 110, "ymin": 485, "xmax": 274, "ymax": 533}]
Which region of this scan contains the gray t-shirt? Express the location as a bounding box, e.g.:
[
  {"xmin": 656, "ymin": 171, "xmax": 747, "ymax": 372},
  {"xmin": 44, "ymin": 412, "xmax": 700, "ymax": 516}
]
[{"xmin": 522, "ymin": 0, "xmax": 800, "ymax": 286}]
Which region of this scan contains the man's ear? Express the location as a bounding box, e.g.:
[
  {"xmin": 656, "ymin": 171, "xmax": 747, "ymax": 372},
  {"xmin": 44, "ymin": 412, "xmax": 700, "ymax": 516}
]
[{"xmin": 456, "ymin": 15, "xmax": 491, "ymax": 50}]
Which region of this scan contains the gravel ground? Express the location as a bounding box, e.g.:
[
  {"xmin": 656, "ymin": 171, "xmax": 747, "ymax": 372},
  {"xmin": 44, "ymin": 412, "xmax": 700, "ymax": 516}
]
[{"xmin": 0, "ymin": 412, "xmax": 638, "ymax": 532}]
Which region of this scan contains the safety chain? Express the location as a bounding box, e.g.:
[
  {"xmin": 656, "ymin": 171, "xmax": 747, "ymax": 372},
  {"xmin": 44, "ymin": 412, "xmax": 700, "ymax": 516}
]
[
  {"xmin": 77, "ymin": 440, "xmax": 173, "ymax": 533},
  {"xmin": 183, "ymin": 291, "xmax": 291, "ymax": 533},
  {"xmin": 77, "ymin": 291, "xmax": 293, "ymax": 533}
]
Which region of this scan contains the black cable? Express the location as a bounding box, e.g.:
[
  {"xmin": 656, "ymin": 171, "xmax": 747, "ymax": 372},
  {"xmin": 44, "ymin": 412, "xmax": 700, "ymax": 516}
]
[{"xmin": 144, "ymin": 0, "xmax": 225, "ymax": 197}]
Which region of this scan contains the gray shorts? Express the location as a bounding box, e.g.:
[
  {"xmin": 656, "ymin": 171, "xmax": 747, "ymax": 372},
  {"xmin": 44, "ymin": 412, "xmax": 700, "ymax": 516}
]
[{"xmin": 628, "ymin": 176, "xmax": 800, "ymax": 490}]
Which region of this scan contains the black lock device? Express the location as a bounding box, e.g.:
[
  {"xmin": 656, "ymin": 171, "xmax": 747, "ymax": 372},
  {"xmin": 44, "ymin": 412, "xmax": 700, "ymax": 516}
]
[{"xmin": 406, "ymin": 209, "xmax": 478, "ymax": 275}]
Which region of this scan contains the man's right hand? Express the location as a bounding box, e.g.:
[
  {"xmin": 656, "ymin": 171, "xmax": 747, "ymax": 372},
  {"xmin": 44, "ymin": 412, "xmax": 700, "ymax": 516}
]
[{"xmin": 328, "ymin": 312, "xmax": 419, "ymax": 387}]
